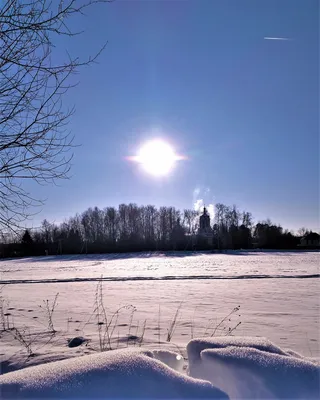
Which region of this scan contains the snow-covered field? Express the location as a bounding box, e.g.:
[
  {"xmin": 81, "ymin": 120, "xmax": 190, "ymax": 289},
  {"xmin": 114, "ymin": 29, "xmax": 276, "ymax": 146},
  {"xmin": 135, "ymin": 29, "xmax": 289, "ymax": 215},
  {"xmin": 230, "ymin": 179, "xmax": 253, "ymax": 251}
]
[{"xmin": 0, "ymin": 251, "xmax": 319, "ymax": 398}]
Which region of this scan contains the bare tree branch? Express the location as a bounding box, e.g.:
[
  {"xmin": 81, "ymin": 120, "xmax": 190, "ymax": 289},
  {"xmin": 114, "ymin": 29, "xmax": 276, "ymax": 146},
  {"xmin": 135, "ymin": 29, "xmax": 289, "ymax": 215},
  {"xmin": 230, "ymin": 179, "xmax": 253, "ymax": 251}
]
[{"xmin": 0, "ymin": 0, "xmax": 111, "ymax": 232}]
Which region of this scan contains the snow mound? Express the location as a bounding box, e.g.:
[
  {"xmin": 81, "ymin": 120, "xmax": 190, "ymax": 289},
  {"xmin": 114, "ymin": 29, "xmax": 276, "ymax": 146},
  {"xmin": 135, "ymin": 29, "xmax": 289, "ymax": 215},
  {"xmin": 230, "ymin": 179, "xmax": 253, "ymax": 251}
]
[
  {"xmin": 152, "ymin": 349, "xmax": 185, "ymax": 373},
  {"xmin": 0, "ymin": 348, "xmax": 228, "ymax": 399},
  {"xmin": 187, "ymin": 336, "xmax": 288, "ymax": 364},
  {"xmin": 187, "ymin": 337, "xmax": 320, "ymax": 399}
]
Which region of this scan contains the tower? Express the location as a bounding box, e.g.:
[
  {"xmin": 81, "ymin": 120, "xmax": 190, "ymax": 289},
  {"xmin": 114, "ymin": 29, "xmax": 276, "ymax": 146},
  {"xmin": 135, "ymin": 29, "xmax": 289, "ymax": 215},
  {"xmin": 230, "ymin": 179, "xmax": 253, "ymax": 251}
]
[
  {"xmin": 198, "ymin": 206, "xmax": 213, "ymax": 246},
  {"xmin": 199, "ymin": 207, "xmax": 211, "ymax": 232}
]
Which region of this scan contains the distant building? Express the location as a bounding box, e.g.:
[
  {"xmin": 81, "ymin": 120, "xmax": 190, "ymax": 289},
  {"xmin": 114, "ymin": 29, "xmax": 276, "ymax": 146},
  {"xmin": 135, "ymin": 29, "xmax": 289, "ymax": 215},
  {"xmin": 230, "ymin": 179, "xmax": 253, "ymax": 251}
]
[
  {"xmin": 171, "ymin": 218, "xmax": 186, "ymax": 250},
  {"xmin": 197, "ymin": 207, "xmax": 213, "ymax": 246},
  {"xmin": 299, "ymin": 232, "xmax": 320, "ymax": 247}
]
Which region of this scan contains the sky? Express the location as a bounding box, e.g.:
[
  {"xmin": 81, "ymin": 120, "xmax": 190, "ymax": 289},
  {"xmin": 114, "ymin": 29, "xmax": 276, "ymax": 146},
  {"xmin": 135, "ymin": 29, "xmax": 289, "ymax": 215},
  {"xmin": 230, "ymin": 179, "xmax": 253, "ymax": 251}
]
[{"xmin": 24, "ymin": 0, "xmax": 319, "ymax": 233}]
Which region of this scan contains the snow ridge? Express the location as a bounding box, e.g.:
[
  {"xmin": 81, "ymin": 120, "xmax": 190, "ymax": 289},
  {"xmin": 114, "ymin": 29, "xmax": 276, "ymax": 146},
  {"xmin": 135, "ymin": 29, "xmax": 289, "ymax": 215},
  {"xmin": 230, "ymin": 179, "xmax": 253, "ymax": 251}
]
[
  {"xmin": 187, "ymin": 337, "xmax": 320, "ymax": 399},
  {"xmin": 0, "ymin": 348, "xmax": 228, "ymax": 399}
]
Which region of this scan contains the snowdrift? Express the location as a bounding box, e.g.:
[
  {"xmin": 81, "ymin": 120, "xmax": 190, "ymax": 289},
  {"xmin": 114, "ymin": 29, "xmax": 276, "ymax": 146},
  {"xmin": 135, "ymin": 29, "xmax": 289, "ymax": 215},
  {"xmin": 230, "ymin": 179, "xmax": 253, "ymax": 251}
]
[
  {"xmin": 0, "ymin": 348, "xmax": 228, "ymax": 399},
  {"xmin": 187, "ymin": 337, "xmax": 320, "ymax": 399},
  {"xmin": 1, "ymin": 337, "xmax": 319, "ymax": 399}
]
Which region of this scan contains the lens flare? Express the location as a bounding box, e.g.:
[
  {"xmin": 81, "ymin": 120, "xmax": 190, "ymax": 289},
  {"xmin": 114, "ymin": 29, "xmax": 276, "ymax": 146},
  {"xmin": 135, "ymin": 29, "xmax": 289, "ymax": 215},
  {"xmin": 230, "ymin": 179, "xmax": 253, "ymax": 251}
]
[{"xmin": 129, "ymin": 139, "xmax": 185, "ymax": 177}]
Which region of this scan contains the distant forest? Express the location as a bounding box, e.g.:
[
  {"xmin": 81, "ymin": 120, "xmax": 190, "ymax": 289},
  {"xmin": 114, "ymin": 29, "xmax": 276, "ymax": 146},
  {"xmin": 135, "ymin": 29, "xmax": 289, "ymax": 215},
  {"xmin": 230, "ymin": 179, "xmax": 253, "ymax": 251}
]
[{"xmin": 0, "ymin": 203, "xmax": 316, "ymax": 257}]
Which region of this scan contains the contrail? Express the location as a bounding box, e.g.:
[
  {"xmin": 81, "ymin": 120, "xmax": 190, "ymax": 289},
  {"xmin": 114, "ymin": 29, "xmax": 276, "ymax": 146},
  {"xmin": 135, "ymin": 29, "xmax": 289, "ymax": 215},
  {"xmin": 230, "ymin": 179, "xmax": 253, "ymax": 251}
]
[{"xmin": 264, "ymin": 37, "xmax": 291, "ymax": 41}]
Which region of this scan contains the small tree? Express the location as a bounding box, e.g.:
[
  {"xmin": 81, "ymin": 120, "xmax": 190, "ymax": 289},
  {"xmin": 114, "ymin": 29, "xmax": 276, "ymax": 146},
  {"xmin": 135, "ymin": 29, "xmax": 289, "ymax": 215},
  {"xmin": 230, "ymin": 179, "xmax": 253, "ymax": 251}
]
[
  {"xmin": 297, "ymin": 227, "xmax": 309, "ymax": 237},
  {"xmin": 21, "ymin": 229, "xmax": 33, "ymax": 245}
]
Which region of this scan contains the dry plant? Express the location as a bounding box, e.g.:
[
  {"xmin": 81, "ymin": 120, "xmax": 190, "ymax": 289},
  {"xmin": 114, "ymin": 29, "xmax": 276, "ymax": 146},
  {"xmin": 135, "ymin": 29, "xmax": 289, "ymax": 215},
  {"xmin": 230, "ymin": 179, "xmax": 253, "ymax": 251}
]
[
  {"xmin": 10, "ymin": 326, "xmax": 34, "ymax": 357},
  {"xmin": 94, "ymin": 278, "xmax": 136, "ymax": 351},
  {"xmin": 132, "ymin": 320, "xmax": 139, "ymax": 346},
  {"xmin": 10, "ymin": 324, "xmax": 58, "ymax": 359},
  {"xmin": 0, "ymin": 290, "xmax": 60, "ymax": 358},
  {"xmin": 166, "ymin": 302, "xmax": 183, "ymax": 342},
  {"xmin": 226, "ymin": 321, "xmax": 242, "ymax": 335},
  {"xmin": 127, "ymin": 307, "xmax": 137, "ymax": 346},
  {"xmin": 0, "ymin": 291, "xmax": 14, "ymax": 332},
  {"xmin": 0, "ymin": 297, "xmax": 10, "ymax": 331},
  {"xmin": 39, "ymin": 293, "xmax": 59, "ymax": 333},
  {"xmin": 158, "ymin": 305, "xmax": 161, "ymax": 345},
  {"xmin": 203, "ymin": 305, "xmax": 241, "ymax": 337},
  {"xmin": 190, "ymin": 306, "xmax": 198, "ymax": 339},
  {"xmin": 1, "ymin": 277, "xmax": 243, "ymax": 359},
  {"xmin": 210, "ymin": 305, "xmax": 241, "ymax": 337},
  {"xmin": 139, "ymin": 320, "xmax": 147, "ymax": 347}
]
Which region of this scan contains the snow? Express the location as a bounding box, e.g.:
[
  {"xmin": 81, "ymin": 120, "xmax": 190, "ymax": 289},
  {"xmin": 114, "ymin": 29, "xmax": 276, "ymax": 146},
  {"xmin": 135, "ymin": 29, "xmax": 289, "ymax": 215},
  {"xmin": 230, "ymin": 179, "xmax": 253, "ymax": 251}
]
[
  {"xmin": 0, "ymin": 251, "xmax": 319, "ymax": 398},
  {"xmin": 187, "ymin": 337, "xmax": 320, "ymax": 399},
  {"xmin": 187, "ymin": 336, "xmax": 289, "ymax": 364},
  {"xmin": 1, "ymin": 339, "xmax": 319, "ymax": 399},
  {"xmin": 152, "ymin": 349, "xmax": 185, "ymax": 374},
  {"xmin": 1, "ymin": 251, "xmax": 319, "ymax": 283},
  {"xmin": 0, "ymin": 348, "xmax": 228, "ymax": 399}
]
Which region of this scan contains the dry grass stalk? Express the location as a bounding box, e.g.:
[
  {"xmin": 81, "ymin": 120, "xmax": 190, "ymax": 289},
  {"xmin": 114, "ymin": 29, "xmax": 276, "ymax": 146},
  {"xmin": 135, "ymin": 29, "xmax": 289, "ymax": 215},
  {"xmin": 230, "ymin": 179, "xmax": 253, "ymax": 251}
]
[{"xmin": 166, "ymin": 302, "xmax": 183, "ymax": 342}]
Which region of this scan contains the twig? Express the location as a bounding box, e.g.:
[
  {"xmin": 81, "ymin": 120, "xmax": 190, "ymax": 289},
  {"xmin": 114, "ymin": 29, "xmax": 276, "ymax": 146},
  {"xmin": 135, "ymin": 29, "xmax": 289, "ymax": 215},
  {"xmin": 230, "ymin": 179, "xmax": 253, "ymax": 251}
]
[
  {"xmin": 39, "ymin": 293, "xmax": 59, "ymax": 333},
  {"xmin": 139, "ymin": 320, "xmax": 147, "ymax": 347},
  {"xmin": 166, "ymin": 302, "xmax": 182, "ymax": 342},
  {"xmin": 158, "ymin": 305, "xmax": 161, "ymax": 345},
  {"xmin": 211, "ymin": 306, "xmax": 240, "ymax": 337}
]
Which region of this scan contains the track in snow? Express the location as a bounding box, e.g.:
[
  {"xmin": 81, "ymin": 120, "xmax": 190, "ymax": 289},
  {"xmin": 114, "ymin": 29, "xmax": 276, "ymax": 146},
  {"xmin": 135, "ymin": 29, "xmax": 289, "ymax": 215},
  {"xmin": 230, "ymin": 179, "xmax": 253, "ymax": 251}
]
[{"xmin": 1, "ymin": 273, "xmax": 319, "ymax": 285}]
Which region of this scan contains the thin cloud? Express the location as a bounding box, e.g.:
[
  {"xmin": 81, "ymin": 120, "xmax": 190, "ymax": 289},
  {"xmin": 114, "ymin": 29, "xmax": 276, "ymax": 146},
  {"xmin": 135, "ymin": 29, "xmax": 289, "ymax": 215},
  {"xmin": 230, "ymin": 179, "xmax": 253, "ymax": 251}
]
[
  {"xmin": 194, "ymin": 199, "xmax": 203, "ymax": 213},
  {"xmin": 264, "ymin": 37, "xmax": 291, "ymax": 41},
  {"xmin": 194, "ymin": 198, "xmax": 215, "ymax": 221}
]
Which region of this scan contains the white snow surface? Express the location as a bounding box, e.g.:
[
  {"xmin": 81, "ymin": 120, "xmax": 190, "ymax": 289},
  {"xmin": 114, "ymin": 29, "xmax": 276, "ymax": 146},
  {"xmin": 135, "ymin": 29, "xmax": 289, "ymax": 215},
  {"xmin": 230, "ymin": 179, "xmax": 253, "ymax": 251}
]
[
  {"xmin": 1, "ymin": 251, "xmax": 319, "ymax": 283},
  {"xmin": 0, "ymin": 251, "xmax": 319, "ymax": 370},
  {"xmin": 187, "ymin": 337, "xmax": 320, "ymax": 399},
  {"xmin": 152, "ymin": 350, "xmax": 185, "ymax": 374},
  {"xmin": 1, "ymin": 338, "xmax": 319, "ymax": 399},
  {"xmin": 0, "ymin": 348, "xmax": 228, "ymax": 399}
]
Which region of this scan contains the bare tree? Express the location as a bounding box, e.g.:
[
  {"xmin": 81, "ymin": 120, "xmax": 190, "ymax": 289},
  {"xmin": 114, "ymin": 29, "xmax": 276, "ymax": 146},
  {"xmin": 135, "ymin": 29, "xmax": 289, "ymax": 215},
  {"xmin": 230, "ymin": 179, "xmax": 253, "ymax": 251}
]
[
  {"xmin": 297, "ymin": 227, "xmax": 308, "ymax": 237},
  {"xmin": 0, "ymin": 0, "xmax": 110, "ymax": 231}
]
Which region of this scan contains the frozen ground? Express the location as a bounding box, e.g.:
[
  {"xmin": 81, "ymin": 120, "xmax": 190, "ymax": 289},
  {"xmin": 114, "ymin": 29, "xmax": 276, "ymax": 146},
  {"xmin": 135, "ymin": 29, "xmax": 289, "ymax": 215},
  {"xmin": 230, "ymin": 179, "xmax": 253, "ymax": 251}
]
[{"xmin": 0, "ymin": 252, "xmax": 319, "ymax": 377}]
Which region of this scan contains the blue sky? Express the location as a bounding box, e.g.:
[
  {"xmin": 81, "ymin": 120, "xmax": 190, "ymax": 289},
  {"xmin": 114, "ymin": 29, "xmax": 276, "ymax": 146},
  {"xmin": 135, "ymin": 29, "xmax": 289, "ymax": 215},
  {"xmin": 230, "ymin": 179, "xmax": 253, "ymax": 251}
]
[{"xmin": 25, "ymin": 0, "xmax": 319, "ymax": 232}]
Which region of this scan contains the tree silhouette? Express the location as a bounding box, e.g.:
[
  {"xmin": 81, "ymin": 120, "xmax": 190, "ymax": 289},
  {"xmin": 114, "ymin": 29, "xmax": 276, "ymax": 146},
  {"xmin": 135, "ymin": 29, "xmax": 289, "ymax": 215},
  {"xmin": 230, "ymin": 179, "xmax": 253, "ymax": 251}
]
[
  {"xmin": 21, "ymin": 229, "xmax": 33, "ymax": 245},
  {"xmin": 0, "ymin": 0, "xmax": 110, "ymax": 231},
  {"xmin": 0, "ymin": 202, "xmax": 316, "ymax": 257}
]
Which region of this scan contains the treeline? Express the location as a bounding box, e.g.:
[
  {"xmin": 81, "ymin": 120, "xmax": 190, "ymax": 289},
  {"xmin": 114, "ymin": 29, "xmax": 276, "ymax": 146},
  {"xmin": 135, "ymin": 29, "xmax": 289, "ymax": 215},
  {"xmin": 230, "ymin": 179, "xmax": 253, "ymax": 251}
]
[{"xmin": 0, "ymin": 203, "xmax": 309, "ymax": 257}]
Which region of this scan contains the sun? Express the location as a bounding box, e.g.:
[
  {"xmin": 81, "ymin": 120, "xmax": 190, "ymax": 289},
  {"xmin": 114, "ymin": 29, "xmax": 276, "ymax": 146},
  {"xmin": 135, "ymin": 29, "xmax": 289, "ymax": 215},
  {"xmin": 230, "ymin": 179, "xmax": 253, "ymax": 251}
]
[{"xmin": 131, "ymin": 139, "xmax": 183, "ymax": 177}]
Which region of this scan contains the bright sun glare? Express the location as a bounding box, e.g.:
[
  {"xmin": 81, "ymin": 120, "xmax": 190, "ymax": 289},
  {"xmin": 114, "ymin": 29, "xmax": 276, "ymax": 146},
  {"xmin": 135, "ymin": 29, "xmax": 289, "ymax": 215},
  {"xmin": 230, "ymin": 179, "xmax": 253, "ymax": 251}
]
[{"xmin": 132, "ymin": 139, "xmax": 183, "ymax": 177}]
